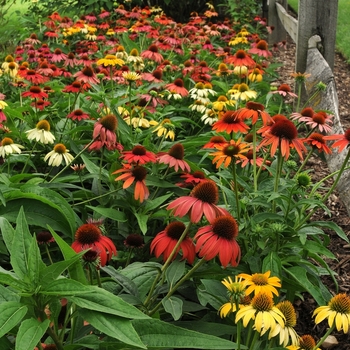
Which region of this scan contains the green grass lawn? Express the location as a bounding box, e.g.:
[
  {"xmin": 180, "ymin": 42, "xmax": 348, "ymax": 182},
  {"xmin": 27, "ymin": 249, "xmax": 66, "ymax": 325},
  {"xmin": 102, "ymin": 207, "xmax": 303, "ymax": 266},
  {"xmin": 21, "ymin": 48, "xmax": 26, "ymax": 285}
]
[{"xmin": 288, "ymin": 0, "xmax": 350, "ymax": 62}]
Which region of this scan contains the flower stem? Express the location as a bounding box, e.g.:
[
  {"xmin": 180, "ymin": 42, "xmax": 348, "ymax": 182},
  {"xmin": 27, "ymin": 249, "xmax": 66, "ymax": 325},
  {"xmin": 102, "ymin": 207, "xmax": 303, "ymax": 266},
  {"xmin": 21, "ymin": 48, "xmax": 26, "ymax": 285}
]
[
  {"xmin": 313, "ymin": 324, "xmax": 335, "ymax": 350},
  {"xmin": 232, "ymin": 161, "xmax": 240, "ymax": 219}
]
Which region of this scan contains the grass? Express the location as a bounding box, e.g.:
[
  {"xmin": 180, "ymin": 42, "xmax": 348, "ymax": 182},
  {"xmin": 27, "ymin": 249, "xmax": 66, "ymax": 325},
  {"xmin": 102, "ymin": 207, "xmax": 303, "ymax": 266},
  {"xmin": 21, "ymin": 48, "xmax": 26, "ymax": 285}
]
[{"xmin": 288, "ymin": 0, "xmax": 350, "ymax": 62}]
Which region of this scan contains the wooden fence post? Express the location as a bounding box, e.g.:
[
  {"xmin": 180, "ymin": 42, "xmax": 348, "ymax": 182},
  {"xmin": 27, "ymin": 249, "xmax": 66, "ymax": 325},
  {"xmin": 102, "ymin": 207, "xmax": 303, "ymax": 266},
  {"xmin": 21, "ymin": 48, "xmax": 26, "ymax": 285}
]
[
  {"xmin": 267, "ymin": 0, "xmax": 287, "ymax": 45},
  {"xmin": 296, "ymin": 0, "xmax": 338, "ymax": 73}
]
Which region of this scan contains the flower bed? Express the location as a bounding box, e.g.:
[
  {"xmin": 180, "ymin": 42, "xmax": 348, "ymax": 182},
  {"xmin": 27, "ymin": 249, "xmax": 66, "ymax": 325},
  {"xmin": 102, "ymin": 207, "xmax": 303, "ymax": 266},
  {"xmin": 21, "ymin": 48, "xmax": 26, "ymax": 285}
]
[{"xmin": 0, "ymin": 3, "xmax": 349, "ymax": 349}]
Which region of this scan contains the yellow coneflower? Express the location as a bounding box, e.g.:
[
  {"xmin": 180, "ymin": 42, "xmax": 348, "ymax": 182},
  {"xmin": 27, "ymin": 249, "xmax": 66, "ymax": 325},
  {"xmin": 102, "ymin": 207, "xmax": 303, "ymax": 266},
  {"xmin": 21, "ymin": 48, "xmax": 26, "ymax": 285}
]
[{"xmin": 97, "ymin": 54, "xmax": 125, "ymax": 67}]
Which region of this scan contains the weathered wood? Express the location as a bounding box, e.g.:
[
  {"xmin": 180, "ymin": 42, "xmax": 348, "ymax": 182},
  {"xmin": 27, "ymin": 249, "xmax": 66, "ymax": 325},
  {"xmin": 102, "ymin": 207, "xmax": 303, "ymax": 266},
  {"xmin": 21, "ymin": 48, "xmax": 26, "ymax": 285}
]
[
  {"xmin": 275, "ymin": 2, "xmax": 298, "ymax": 43},
  {"xmin": 267, "ymin": 0, "xmax": 288, "ymax": 45},
  {"xmin": 296, "ymin": 0, "xmax": 338, "ymax": 73},
  {"xmin": 305, "ymin": 48, "xmax": 350, "ymax": 216}
]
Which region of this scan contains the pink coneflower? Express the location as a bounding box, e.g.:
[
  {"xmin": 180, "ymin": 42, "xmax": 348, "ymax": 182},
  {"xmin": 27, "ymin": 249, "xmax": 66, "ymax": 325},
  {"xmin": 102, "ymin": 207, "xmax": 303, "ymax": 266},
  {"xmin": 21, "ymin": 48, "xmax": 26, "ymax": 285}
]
[
  {"xmin": 79, "ymin": 53, "xmax": 94, "ymax": 66},
  {"xmin": 158, "ymin": 143, "xmax": 191, "ymax": 172},
  {"xmin": 22, "ymin": 86, "xmax": 49, "ymax": 99},
  {"xmin": 72, "ymin": 223, "xmax": 117, "ymax": 267},
  {"xmin": 165, "ymin": 78, "xmax": 189, "ymax": 97},
  {"xmin": 67, "ymin": 109, "xmax": 90, "ymax": 121},
  {"xmin": 194, "ymin": 215, "xmax": 240, "ymax": 267},
  {"xmin": 248, "ymin": 40, "xmax": 272, "ymax": 58},
  {"xmin": 50, "ymin": 48, "xmax": 68, "ymax": 63},
  {"xmin": 74, "ymin": 66, "xmax": 100, "ymax": 85},
  {"xmin": 64, "ymin": 52, "xmax": 81, "ymax": 67},
  {"xmin": 167, "ymin": 180, "xmax": 230, "ymax": 223},
  {"xmin": 150, "ymin": 221, "xmax": 195, "ymax": 264},
  {"xmin": 299, "ymin": 110, "xmax": 333, "ymax": 134},
  {"xmin": 141, "ymin": 69, "xmax": 163, "ymax": 83},
  {"xmin": 89, "ymin": 114, "xmax": 117, "ymax": 151},
  {"xmin": 120, "ymin": 145, "xmax": 157, "ymax": 165},
  {"xmin": 271, "ymin": 84, "xmax": 298, "ymax": 98},
  {"xmin": 37, "ymin": 61, "xmax": 54, "ymax": 76},
  {"xmin": 141, "ymin": 44, "xmax": 163, "ymax": 63},
  {"xmin": 113, "ymin": 164, "xmax": 149, "ymax": 203},
  {"xmin": 24, "ymin": 33, "xmax": 41, "ymax": 45}
]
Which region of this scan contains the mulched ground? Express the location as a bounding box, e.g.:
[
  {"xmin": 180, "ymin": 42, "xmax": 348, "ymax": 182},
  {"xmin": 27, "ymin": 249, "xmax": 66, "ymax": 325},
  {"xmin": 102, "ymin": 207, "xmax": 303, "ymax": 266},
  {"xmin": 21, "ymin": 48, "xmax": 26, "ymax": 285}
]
[{"xmin": 273, "ymin": 32, "xmax": 350, "ymax": 349}]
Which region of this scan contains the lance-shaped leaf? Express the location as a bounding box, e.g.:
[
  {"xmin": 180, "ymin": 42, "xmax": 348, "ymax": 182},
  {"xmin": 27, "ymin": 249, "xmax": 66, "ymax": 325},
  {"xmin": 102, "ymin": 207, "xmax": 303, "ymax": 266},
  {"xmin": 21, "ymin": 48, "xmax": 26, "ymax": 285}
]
[
  {"xmin": 15, "ymin": 318, "xmax": 50, "ymax": 350},
  {"xmin": 0, "ymin": 302, "xmax": 28, "ymax": 338}
]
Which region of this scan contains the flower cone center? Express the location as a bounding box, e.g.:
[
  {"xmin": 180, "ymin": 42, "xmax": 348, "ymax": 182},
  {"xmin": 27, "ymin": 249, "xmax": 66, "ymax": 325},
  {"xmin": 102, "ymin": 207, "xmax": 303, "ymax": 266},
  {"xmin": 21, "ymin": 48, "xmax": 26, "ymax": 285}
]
[
  {"xmin": 169, "ymin": 143, "xmax": 184, "ymax": 160},
  {"xmin": 132, "ymin": 166, "xmax": 147, "ymax": 181},
  {"xmin": 166, "ymin": 221, "xmax": 186, "ymax": 239},
  {"xmin": 270, "ymin": 120, "xmax": 298, "ymax": 140},
  {"xmin": 75, "ymin": 224, "xmax": 101, "ymax": 244},
  {"xmin": 191, "ymin": 181, "xmax": 218, "ymax": 204},
  {"xmin": 212, "ymin": 216, "xmax": 238, "ymax": 240},
  {"xmin": 100, "ymin": 114, "xmax": 117, "ymax": 131},
  {"xmin": 251, "ymin": 293, "xmax": 273, "ymax": 311}
]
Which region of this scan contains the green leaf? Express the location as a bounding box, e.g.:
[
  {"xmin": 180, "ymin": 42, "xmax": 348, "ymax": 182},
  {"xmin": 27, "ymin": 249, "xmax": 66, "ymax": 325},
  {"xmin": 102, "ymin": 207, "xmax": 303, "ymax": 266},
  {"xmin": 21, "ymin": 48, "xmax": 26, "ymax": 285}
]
[
  {"xmin": 40, "ymin": 278, "xmax": 91, "ymax": 296},
  {"xmin": 101, "ymin": 265, "xmax": 138, "ymax": 296},
  {"xmin": 15, "ymin": 318, "xmax": 50, "ymax": 350},
  {"xmin": 162, "ymin": 296, "xmax": 183, "ymax": 320},
  {"xmin": 48, "ymin": 227, "xmax": 87, "ymax": 285},
  {"xmin": 134, "ymin": 213, "xmax": 148, "ymax": 234},
  {"xmin": 27, "ymin": 235, "xmax": 45, "ymax": 287},
  {"xmin": 68, "ymin": 287, "xmax": 148, "ymax": 319},
  {"xmin": 166, "ymin": 259, "xmax": 185, "ymax": 288},
  {"xmin": 262, "ymin": 252, "xmax": 282, "ymax": 278},
  {"xmin": 303, "ymin": 240, "xmax": 335, "ymax": 259},
  {"xmin": 310, "ymin": 221, "xmax": 349, "ymax": 243},
  {"xmin": 10, "ymin": 208, "xmax": 32, "ymax": 280},
  {"xmin": 0, "ymin": 302, "xmax": 28, "ymax": 338},
  {"xmin": 132, "ymin": 319, "xmax": 239, "ymax": 349},
  {"xmin": 86, "ymin": 205, "xmax": 126, "ymax": 222},
  {"xmin": 39, "ymin": 253, "xmax": 85, "ymax": 286},
  {"xmin": 174, "ymin": 321, "xmax": 234, "ymax": 337},
  {"xmin": 197, "ymin": 279, "xmax": 227, "ymax": 309},
  {"xmin": 0, "ymin": 284, "xmax": 20, "ymax": 302},
  {"xmin": 283, "ymin": 266, "xmax": 328, "ymax": 305},
  {"xmin": 0, "ymin": 270, "xmax": 29, "ymax": 291},
  {"xmin": 251, "ymin": 212, "xmax": 284, "ymax": 224},
  {"xmin": 0, "ymin": 217, "xmax": 15, "ymax": 254},
  {"xmin": 144, "ymin": 193, "xmax": 173, "ymax": 212},
  {"xmin": 79, "ymin": 309, "xmax": 146, "ymax": 349}
]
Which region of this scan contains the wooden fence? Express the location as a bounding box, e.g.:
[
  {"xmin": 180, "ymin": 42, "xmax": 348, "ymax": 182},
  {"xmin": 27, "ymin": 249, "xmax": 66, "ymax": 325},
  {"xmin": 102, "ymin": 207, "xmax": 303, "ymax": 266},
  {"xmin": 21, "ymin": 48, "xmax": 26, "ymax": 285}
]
[{"xmin": 264, "ymin": 0, "xmax": 350, "ymax": 214}]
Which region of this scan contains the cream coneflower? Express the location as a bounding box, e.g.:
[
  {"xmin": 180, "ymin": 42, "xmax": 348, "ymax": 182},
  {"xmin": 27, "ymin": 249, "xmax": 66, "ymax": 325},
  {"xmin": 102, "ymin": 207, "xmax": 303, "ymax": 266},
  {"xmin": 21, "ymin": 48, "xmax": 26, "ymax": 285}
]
[
  {"xmin": 313, "ymin": 293, "xmax": 350, "ymax": 333},
  {"xmin": 44, "ymin": 143, "xmax": 74, "ymax": 166},
  {"xmin": 0, "ymin": 137, "xmax": 24, "ymax": 158},
  {"xmin": 26, "ymin": 120, "xmax": 55, "ymax": 144},
  {"xmin": 122, "ymin": 71, "xmax": 141, "ymax": 82}
]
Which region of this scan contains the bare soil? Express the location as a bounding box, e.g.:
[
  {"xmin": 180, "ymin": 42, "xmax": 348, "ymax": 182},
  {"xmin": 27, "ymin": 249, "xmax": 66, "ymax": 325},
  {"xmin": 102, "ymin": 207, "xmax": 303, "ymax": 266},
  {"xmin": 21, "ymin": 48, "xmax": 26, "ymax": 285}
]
[{"xmin": 273, "ymin": 35, "xmax": 350, "ymax": 349}]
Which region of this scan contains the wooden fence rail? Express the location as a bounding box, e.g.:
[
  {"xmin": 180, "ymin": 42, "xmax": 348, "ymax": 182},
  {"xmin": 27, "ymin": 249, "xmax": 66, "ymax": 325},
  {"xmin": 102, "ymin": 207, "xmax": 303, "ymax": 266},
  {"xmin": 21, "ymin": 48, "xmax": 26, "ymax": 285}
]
[{"xmin": 264, "ymin": 0, "xmax": 350, "ymax": 215}]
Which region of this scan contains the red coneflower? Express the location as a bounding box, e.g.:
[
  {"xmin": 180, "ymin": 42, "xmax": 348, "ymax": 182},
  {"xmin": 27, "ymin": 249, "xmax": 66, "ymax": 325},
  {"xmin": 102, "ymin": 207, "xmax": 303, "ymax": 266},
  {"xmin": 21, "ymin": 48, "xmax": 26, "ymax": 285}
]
[
  {"xmin": 62, "ymin": 80, "xmax": 90, "ymax": 93},
  {"xmin": 212, "ymin": 110, "xmax": 250, "ymax": 134},
  {"xmin": 305, "ymin": 133, "xmax": 332, "ymax": 154},
  {"xmin": 167, "ymin": 180, "xmax": 229, "ymax": 223},
  {"xmin": 120, "ymin": 145, "xmax": 157, "ymax": 165},
  {"xmin": 150, "ymin": 221, "xmax": 195, "ymax": 264},
  {"xmin": 226, "ymin": 49, "xmax": 255, "ymax": 67},
  {"xmin": 67, "ymin": 109, "xmax": 90, "ymax": 121},
  {"xmin": 36, "ymin": 231, "xmax": 55, "ymax": 245},
  {"xmin": 165, "ymin": 78, "xmax": 189, "ymax": 97},
  {"xmin": 22, "ymin": 86, "xmax": 49, "ymax": 99},
  {"xmin": 74, "ymin": 66, "xmax": 100, "ymax": 85},
  {"xmin": 141, "ymin": 44, "xmax": 164, "ymax": 63},
  {"xmin": 177, "ymin": 170, "xmax": 208, "ymax": 188},
  {"xmin": 21, "ymin": 69, "xmax": 49, "ymax": 84},
  {"xmin": 194, "ymin": 215, "xmax": 240, "ymax": 267},
  {"xmin": 237, "ymin": 101, "xmax": 272, "ymax": 126},
  {"xmin": 113, "ymin": 164, "xmax": 149, "ymax": 203},
  {"xmin": 89, "ymin": 114, "xmax": 117, "ymax": 151},
  {"xmin": 124, "ymin": 233, "xmax": 144, "ymax": 249},
  {"xmin": 324, "ymin": 128, "xmax": 350, "ymax": 153},
  {"xmin": 31, "ymin": 99, "xmax": 51, "ymax": 111},
  {"xmin": 157, "ymin": 143, "xmax": 191, "ymax": 172},
  {"xmin": 71, "ymin": 223, "xmax": 117, "ymax": 267},
  {"xmin": 258, "ymin": 118, "xmax": 306, "ymax": 160}
]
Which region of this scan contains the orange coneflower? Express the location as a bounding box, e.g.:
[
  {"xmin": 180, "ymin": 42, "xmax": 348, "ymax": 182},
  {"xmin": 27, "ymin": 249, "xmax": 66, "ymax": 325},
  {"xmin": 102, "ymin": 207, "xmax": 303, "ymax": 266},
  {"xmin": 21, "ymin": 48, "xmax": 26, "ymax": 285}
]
[
  {"xmin": 150, "ymin": 221, "xmax": 195, "ymax": 264},
  {"xmin": 212, "ymin": 110, "xmax": 250, "ymax": 134},
  {"xmin": 120, "ymin": 145, "xmax": 157, "ymax": 165},
  {"xmin": 237, "ymin": 101, "xmax": 272, "ymax": 126},
  {"xmin": 203, "ymin": 135, "xmax": 228, "ymax": 149},
  {"xmin": 304, "ymin": 133, "xmax": 332, "ymax": 154},
  {"xmin": 194, "ymin": 214, "xmax": 241, "ymax": 267},
  {"xmin": 71, "ymin": 223, "xmax": 117, "ymax": 267},
  {"xmin": 157, "ymin": 143, "xmax": 190, "ymax": 172},
  {"xmin": 225, "ymin": 49, "xmax": 255, "ymax": 67},
  {"xmin": 323, "ymin": 128, "xmax": 350, "ymax": 153},
  {"xmin": 210, "ymin": 138, "xmax": 250, "ymax": 168},
  {"xmin": 113, "ymin": 164, "xmax": 149, "ymax": 203},
  {"xmin": 258, "ymin": 118, "xmax": 306, "ymax": 160},
  {"xmin": 167, "ymin": 180, "xmax": 229, "ymax": 223}
]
